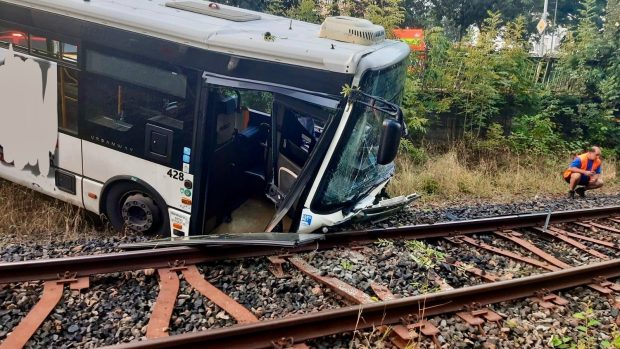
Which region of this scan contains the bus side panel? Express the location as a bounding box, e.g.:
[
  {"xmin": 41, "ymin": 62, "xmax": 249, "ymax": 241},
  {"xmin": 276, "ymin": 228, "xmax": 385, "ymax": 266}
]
[
  {"xmin": 0, "ymin": 46, "xmax": 84, "ymax": 208},
  {"xmin": 82, "ymin": 178, "xmax": 102, "ymax": 214},
  {"xmin": 82, "ymin": 141, "xmax": 194, "ymax": 215}
]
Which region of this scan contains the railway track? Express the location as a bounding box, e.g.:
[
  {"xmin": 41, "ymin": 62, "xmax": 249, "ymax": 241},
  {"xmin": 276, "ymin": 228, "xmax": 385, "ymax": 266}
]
[{"xmin": 1, "ymin": 206, "xmax": 620, "ymax": 348}]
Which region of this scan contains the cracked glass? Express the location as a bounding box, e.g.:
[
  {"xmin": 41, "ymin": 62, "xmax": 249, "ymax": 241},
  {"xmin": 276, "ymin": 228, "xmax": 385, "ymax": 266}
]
[{"xmin": 313, "ymin": 60, "xmax": 407, "ymax": 212}]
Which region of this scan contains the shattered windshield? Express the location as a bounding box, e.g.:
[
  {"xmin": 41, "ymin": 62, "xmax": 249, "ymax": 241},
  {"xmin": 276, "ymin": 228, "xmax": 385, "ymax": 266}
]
[{"xmin": 312, "ymin": 60, "xmax": 407, "ymax": 213}]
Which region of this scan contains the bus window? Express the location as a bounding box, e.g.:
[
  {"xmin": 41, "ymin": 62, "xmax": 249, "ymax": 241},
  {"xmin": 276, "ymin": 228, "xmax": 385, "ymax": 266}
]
[
  {"xmin": 238, "ymin": 90, "xmax": 273, "ymax": 114},
  {"xmin": 61, "ymin": 43, "xmax": 78, "ymax": 64},
  {"xmin": 58, "ymin": 67, "xmax": 79, "ymax": 134},
  {"xmin": 82, "ymin": 50, "xmax": 196, "ymax": 166},
  {"xmin": 0, "ymin": 26, "xmax": 28, "ymax": 51},
  {"xmin": 30, "ymin": 35, "xmax": 59, "ymax": 58}
]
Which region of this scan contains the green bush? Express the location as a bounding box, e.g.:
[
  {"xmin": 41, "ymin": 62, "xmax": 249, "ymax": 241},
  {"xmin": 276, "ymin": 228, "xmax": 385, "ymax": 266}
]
[
  {"xmin": 509, "ymin": 114, "xmax": 567, "ymax": 155},
  {"xmin": 399, "ymin": 139, "xmax": 429, "ymax": 165},
  {"xmin": 420, "ymin": 176, "xmax": 440, "ymax": 194}
]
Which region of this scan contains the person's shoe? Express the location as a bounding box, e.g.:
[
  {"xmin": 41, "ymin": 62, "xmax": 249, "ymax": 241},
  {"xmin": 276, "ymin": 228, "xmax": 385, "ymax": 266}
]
[
  {"xmin": 575, "ymin": 187, "xmax": 586, "ymax": 198},
  {"xmin": 567, "ymin": 190, "xmax": 575, "ymax": 199}
]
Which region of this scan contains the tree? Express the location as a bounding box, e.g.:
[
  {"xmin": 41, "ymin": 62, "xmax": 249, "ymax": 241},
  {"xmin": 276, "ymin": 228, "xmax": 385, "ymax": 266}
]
[
  {"xmin": 266, "ymin": 0, "xmax": 288, "ymax": 15},
  {"xmin": 218, "ymin": 0, "xmax": 267, "ymax": 11},
  {"xmin": 288, "ymin": 0, "xmax": 321, "ymax": 23},
  {"xmin": 600, "ymin": 0, "xmax": 620, "ymax": 117},
  {"xmin": 363, "ymin": 0, "xmax": 406, "ymax": 36}
]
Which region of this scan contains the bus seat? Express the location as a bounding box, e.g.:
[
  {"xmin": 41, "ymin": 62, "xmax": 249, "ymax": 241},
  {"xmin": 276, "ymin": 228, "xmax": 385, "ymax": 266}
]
[
  {"xmin": 280, "ymin": 111, "xmax": 316, "ymax": 167},
  {"xmin": 215, "ymin": 95, "xmax": 239, "ymax": 145},
  {"xmin": 236, "ymin": 125, "xmax": 268, "ymax": 181}
]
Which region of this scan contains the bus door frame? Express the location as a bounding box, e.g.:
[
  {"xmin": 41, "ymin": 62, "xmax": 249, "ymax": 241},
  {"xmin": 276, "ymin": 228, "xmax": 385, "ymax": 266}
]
[{"xmin": 191, "ymin": 72, "xmax": 341, "ymax": 235}]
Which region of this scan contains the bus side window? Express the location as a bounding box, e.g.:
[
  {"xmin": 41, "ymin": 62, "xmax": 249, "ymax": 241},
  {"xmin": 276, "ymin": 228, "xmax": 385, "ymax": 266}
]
[
  {"xmin": 58, "ymin": 67, "xmax": 79, "ymax": 134},
  {"xmin": 82, "ymin": 50, "xmax": 195, "ymax": 166},
  {"xmin": 30, "ymin": 35, "xmax": 60, "ymax": 58},
  {"xmin": 0, "ymin": 25, "xmax": 28, "ymax": 51},
  {"xmin": 61, "ymin": 43, "xmax": 78, "ymax": 64}
]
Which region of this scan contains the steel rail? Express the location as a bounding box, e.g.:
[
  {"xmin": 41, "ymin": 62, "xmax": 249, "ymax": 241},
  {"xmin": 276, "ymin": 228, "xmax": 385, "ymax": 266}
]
[
  {"xmin": 106, "ymin": 258, "xmax": 620, "ymax": 349},
  {"xmin": 1, "ymin": 206, "xmax": 619, "ymax": 284}
]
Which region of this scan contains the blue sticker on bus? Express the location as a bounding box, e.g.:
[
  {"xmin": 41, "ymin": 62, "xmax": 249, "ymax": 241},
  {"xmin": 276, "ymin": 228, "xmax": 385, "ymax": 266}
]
[
  {"xmin": 183, "ymin": 154, "xmax": 191, "ymax": 163},
  {"xmin": 183, "ymin": 147, "xmax": 191, "ymax": 156},
  {"xmin": 301, "ymin": 214, "xmax": 312, "ymax": 226}
]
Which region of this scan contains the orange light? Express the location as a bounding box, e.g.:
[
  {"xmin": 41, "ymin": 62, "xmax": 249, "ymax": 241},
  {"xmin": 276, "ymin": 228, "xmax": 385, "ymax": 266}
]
[
  {"xmin": 181, "ymin": 198, "xmax": 192, "ymax": 205},
  {"xmin": 88, "ymin": 193, "xmax": 98, "ymax": 199},
  {"xmin": 11, "ymin": 33, "xmax": 24, "ymax": 38},
  {"xmin": 173, "ymin": 223, "xmax": 183, "ymax": 230}
]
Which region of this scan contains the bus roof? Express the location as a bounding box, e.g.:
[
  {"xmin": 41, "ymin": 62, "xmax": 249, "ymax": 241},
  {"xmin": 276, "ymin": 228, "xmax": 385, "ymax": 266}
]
[{"xmin": 4, "ymin": 0, "xmax": 404, "ymax": 74}]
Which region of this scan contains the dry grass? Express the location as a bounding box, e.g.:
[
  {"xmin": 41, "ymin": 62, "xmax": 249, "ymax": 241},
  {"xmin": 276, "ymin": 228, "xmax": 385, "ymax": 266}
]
[
  {"xmin": 1, "ymin": 151, "xmax": 618, "ymax": 245},
  {"xmin": 0, "ymin": 178, "xmax": 113, "ymax": 246},
  {"xmin": 389, "ymin": 151, "xmax": 620, "ymax": 204}
]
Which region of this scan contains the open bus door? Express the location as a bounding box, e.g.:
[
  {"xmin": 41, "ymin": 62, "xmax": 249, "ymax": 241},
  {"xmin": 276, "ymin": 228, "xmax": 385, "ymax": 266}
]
[{"xmin": 192, "ymin": 73, "xmax": 340, "ymax": 236}]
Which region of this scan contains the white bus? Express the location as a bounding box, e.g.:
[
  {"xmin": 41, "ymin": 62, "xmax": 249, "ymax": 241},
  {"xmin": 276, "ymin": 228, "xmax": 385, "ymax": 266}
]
[{"xmin": 0, "ymin": 0, "xmax": 412, "ymax": 237}]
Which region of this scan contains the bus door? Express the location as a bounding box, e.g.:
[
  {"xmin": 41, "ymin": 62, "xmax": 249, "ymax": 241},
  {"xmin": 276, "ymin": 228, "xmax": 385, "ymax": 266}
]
[
  {"xmin": 197, "ymin": 78, "xmax": 273, "ymax": 234},
  {"xmin": 196, "ymin": 73, "xmax": 339, "ymax": 234}
]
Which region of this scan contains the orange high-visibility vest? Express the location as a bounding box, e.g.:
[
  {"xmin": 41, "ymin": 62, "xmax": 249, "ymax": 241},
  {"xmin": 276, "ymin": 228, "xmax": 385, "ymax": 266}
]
[{"xmin": 563, "ymin": 153, "xmax": 601, "ymax": 179}]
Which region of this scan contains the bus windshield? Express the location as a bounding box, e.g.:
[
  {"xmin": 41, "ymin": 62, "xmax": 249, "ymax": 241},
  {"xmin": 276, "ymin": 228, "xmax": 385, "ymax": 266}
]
[{"xmin": 313, "ymin": 59, "xmax": 408, "ymax": 212}]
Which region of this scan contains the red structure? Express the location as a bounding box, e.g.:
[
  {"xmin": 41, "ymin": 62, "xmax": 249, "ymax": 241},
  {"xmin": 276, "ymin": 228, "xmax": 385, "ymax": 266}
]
[{"xmin": 393, "ymin": 28, "xmax": 425, "ymax": 52}]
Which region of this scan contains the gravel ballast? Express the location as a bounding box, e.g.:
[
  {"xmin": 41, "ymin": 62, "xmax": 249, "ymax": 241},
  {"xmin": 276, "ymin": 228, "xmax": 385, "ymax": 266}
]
[{"xmin": 0, "ymin": 193, "xmax": 618, "ymax": 348}]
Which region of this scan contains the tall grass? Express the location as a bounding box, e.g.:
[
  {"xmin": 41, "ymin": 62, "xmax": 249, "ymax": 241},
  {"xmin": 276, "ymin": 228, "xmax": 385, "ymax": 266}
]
[
  {"xmin": 389, "ymin": 150, "xmax": 619, "ymax": 203},
  {"xmin": 0, "ymin": 179, "xmax": 112, "ymax": 245}
]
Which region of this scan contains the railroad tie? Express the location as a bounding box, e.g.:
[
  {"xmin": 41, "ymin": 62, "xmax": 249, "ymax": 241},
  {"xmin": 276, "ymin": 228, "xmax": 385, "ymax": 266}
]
[
  {"xmin": 147, "ymin": 268, "xmax": 180, "ymax": 339},
  {"xmin": 587, "ymin": 222, "xmax": 620, "ymax": 235},
  {"xmin": 181, "ymin": 265, "xmax": 258, "ymax": 324},
  {"xmin": 370, "ymin": 283, "xmax": 442, "ymax": 349},
  {"xmin": 532, "ymin": 227, "xmax": 610, "ymax": 260},
  {"xmin": 287, "ymin": 257, "xmax": 374, "ymax": 304},
  {"xmin": 453, "ymin": 236, "xmax": 560, "ymax": 272},
  {"xmin": 546, "ymin": 227, "xmax": 620, "ymax": 250},
  {"xmin": 494, "ymin": 231, "xmax": 570, "ymax": 269},
  {"xmin": 147, "ymin": 263, "xmax": 259, "ymax": 339},
  {"xmin": 0, "ymin": 274, "xmax": 89, "ymax": 349},
  {"xmin": 451, "ymin": 261, "xmax": 500, "ymax": 283},
  {"xmin": 456, "ymin": 305, "xmax": 502, "ymax": 335},
  {"xmin": 530, "ymin": 289, "xmax": 570, "ymax": 309},
  {"xmin": 287, "ymin": 256, "xmax": 441, "ymax": 349}
]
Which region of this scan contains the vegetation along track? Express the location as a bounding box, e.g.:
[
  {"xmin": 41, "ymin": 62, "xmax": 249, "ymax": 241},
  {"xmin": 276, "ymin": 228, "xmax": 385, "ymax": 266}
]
[{"xmin": 1, "ymin": 206, "xmax": 620, "ymax": 348}]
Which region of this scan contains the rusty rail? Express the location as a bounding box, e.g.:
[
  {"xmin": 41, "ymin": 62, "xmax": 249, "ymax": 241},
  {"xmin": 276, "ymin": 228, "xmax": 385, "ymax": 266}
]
[
  {"xmin": 106, "ymin": 258, "xmax": 620, "ymax": 349},
  {"xmin": 2, "ymin": 206, "xmax": 619, "ymax": 285}
]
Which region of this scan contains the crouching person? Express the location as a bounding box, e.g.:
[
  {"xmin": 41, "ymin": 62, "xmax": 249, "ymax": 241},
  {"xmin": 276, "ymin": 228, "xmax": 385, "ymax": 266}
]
[{"xmin": 563, "ymin": 146, "xmax": 604, "ymax": 199}]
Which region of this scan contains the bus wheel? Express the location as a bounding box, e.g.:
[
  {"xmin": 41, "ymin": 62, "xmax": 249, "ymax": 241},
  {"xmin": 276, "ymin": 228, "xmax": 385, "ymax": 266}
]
[
  {"xmin": 105, "ymin": 182, "xmax": 165, "ymax": 235},
  {"xmin": 121, "ymin": 193, "xmax": 160, "ymax": 233}
]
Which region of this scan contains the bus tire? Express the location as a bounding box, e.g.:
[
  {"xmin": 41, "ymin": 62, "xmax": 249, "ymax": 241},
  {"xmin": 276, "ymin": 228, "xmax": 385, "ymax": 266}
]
[{"xmin": 104, "ymin": 181, "xmax": 168, "ymax": 235}]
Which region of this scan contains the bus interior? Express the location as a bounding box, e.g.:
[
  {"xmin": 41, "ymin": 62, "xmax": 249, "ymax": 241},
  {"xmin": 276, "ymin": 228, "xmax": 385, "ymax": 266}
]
[{"xmin": 204, "ymin": 86, "xmax": 334, "ymax": 234}]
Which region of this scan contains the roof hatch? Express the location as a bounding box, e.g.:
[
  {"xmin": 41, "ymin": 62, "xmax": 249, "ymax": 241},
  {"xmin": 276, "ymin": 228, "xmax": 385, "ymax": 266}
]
[
  {"xmin": 319, "ymin": 16, "xmax": 385, "ymax": 46},
  {"xmin": 165, "ymin": 1, "xmax": 261, "ymax": 22}
]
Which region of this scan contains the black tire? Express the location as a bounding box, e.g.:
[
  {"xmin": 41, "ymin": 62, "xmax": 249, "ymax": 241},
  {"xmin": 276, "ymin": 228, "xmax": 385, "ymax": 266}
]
[{"xmin": 104, "ymin": 181, "xmax": 168, "ymax": 235}]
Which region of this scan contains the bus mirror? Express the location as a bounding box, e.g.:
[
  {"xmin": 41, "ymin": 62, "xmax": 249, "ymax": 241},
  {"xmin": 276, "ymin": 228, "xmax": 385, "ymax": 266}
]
[{"xmin": 377, "ymin": 118, "xmax": 402, "ymax": 165}]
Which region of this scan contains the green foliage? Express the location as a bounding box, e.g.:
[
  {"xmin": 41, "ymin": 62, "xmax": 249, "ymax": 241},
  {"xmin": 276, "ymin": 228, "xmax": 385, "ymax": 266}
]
[
  {"xmin": 550, "ymin": 305, "xmax": 620, "ymax": 349},
  {"xmin": 374, "ymin": 238, "xmax": 394, "ymax": 248},
  {"xmin": 420, "ymin": 176, "xmax": 440, "ymax": 194},
  {"xmin": 265, "ymin": 0, "xmax": 287, "ymax": 16},
  {"xmin": 509, "ymin": 114, "xmax": 567, "ymax": 155},
  {"xmin": 399, "ymin": 139, "xmax": 429, "ymax": 165},
  {"xmin": 363, "ymin": 0, "xmax": 405, "ymax": 37},
  {"xmin": 340, "ymin": 83, "xmax": 359, "ymax": 98},
  {"xmin": 287, "ymin": 0, "xmax": 321, "ymax": 23},
  {"xmin": 339, "ymin": 259, "xmax": 353, "ymax": 270},
  {"xmin": 405, "ymin": 240, "xmax": 445, "ymax": 268},
  {"xmin": 243, "ymin": 1, "xmax": 620, "ymax": 161}
]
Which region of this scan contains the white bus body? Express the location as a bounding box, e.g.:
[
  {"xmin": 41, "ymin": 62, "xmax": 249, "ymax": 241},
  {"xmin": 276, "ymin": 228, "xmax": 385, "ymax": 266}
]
[{"xmin": 0, "ymin": 0, "xmax": 410, "ymax": 237}]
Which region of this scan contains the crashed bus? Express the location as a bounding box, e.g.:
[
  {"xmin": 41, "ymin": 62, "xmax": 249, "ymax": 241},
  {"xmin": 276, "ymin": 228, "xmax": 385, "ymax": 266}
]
[{"xmin": 0, "ymin": 0, "xmax": 414, "ymax": 238}]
